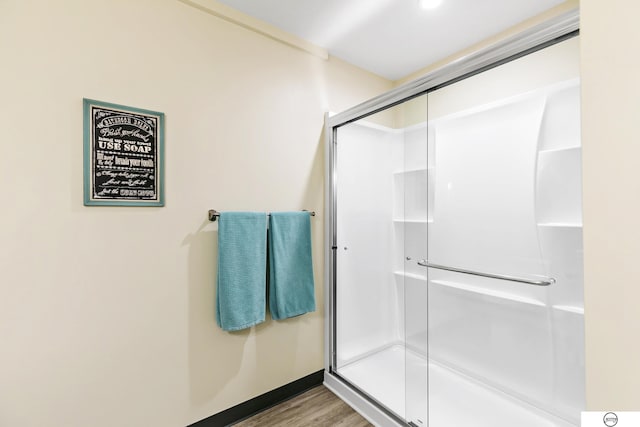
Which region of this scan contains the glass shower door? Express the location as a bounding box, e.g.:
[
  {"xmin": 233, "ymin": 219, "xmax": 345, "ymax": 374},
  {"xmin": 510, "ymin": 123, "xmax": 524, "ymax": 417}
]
[
  {"xmin": 333, "ymin": 103, "xmax": 430, "ymax": 425},
  {"xmin": 333, "ymin": 111, "xmax": 405, "ymax": 420},
  {"xmin": 421, "ymin": 37, "xmax": 584, "ymax": 427},
  {"xmin": 397, "ymin": 96, "xmax": 431, "ymax": 427}
]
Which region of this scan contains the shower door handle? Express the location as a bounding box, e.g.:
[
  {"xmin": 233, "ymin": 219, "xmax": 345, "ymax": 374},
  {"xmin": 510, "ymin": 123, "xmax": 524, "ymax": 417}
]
[{"xmin": 416, "ymin": 260, "xmax": 555, "ymax": 286}]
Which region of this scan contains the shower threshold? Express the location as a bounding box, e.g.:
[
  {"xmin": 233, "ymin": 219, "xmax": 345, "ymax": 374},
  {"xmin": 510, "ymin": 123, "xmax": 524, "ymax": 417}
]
[{"xmin": 336, "ymin": 344, "xmax": 576, "ymax": 427}]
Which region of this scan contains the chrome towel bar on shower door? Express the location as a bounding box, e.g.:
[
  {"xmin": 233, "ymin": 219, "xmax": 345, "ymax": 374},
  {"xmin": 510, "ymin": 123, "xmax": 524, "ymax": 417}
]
[{"xmin": 416, "ymin": 260, "xmax": 555, "ymax": 286}]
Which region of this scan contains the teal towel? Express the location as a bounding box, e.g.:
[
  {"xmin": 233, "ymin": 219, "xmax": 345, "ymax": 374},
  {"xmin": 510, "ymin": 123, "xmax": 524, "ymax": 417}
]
[
  {"xmin": 268, "ymin": 212, "xmax": 316, "ymax": 320},
  {"xmin": 216, "ymin": 212, "xmax": 268, "ymax": 331}
]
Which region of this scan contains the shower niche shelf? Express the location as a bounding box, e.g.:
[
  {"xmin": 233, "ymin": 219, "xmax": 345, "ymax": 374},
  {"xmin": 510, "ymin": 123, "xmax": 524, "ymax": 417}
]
[
  {"xmin": 392, "ymin": 167, "xmax": 429, "ymax": 175},
  {"xmin": 536, "ymin": 146, "xmax": 582, "ymax": 226},
  {"xmin": 553, "ymin": 305, "xmax": 584, "ymax": 315},
  {"xmin": 430, "ymin": 279, "xmax": 545, "ymax": 307},
  {"xmin": 536, "ymin": 105, "xmax": 584, "ymax": 313},
  {"xmin": 538, "ymin": 81, "xmax": 581, "ymax": 152},
  {"xmin": 393, "ymin": 167, "xmax": 434, "ymax": 223},
  {"xmin": 393, "ymin": 271, "xmax": 428, "ymax": 282},
  {"xmin": 536, "ymin": 154, "xmax": 583, "ymax": 308},
  {"xmin": 537, "ymin": 222, "xmax": 582, "ymax": 228},
  {"xmin": 539, "ymin": 146, "xmax": 580, "ymax": 154}
]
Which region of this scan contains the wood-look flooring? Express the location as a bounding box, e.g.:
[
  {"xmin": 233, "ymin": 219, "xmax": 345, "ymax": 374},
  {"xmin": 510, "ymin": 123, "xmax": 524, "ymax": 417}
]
[{"xmin": 234, "ymin": 385, "xmax": 373, "ymax": 427}]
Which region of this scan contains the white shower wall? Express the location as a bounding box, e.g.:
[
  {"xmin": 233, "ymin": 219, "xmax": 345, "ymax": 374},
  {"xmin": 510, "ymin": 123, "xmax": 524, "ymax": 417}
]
[
  {"xmin": 423, "ymin": 79, "xmax": 584, "ymax": 425},
  {"xmin": 335, "ymin": 123, "xmax": 403, "ymax": 366}
]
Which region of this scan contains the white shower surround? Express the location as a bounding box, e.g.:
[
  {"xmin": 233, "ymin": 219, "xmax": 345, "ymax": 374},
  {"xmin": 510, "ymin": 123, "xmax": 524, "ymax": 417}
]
[{"xmin": 331, "ymin": 73, "xmax": 584, "ymax": 426}]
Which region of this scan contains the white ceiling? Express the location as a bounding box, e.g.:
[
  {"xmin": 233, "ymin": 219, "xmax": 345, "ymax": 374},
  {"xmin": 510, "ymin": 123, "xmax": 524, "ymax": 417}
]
[{"xmin": 216, "ymin": 0, "xmax": 566, "ymax": 80}]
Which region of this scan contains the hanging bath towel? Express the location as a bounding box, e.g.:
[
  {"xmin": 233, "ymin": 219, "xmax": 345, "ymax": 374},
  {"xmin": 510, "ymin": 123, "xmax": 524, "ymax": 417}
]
[
  {"xmin": 268, "ymin": 212, "xmax": 316, "ymax": 320},
  {"xmin": 216, "ymin": 212, "xmax": 268, "ymax": 331}
]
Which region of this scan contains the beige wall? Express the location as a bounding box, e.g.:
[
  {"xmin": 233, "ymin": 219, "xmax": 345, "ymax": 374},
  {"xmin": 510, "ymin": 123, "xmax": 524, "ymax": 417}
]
[
  {"xmin": 0, "ymin": 1, "xmax": 391, "ymax": 426},
  {"xmin": 581, "ymin": 0, "xmax": 640, "ymax": 410}
]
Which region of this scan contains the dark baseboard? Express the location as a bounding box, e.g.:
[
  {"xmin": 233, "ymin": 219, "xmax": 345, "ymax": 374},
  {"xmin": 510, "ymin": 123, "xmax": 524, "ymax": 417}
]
[{"xmin": 188, "ymin": 369, "xmax": 325, "ymax": 427}]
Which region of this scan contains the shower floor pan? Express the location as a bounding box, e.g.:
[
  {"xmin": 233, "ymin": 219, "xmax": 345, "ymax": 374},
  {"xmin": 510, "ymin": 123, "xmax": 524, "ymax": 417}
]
[{"xmin": 337, "ymin": 345, "xmax": 576, "ymax": 427}]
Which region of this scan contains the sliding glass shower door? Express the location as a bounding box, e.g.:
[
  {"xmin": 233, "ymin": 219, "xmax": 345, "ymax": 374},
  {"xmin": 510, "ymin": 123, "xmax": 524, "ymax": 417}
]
[
  {"xmin": 328, "ymin": 24, "xmax": 583, "ymax": 427},
  {"xmin": 334, "ymin": 102, "xmax": 426, "ymax": 423},
  {"xmin": 423, "ymin": 40, "xmax": 584, "ymax": 425},
  {"xmin": 331, "ymin": 95, "xmax": 431, "ymax": 426}
]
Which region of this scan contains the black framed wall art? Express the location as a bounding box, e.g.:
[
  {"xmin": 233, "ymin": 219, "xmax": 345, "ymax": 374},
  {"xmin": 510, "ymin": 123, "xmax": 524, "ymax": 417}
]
[{"xmin": 83, "ymin": 99, "xmax": 165, "ymax": 206}]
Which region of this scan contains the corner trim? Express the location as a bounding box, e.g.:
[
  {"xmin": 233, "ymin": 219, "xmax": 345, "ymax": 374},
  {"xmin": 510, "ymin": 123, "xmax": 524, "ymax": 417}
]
[{"xmin": 187, "ymin": 370, "xmax": 324, "ymax": 427}]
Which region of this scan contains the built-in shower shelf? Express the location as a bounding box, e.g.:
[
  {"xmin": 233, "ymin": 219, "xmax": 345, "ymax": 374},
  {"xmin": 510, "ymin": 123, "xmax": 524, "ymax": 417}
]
[
  {"xmin": 552, "ymin": 305, "xmax": 584, "ymax": 315},
  {"xmin": 536, "ymin": 145, "xmax": 582, "ymax": 225},
  {"xmin": 537, "ymin": 222, "xmax": 582, "ymax": 228},
  {"xmin": 430, "ymin": 279, "xmax": 546, "ymax": 307},
  {"xmin": 392, "ymin": 167, "xmax": 430, "ymax": 175},
  {"xmin": 393, "ymin": 219, "xmax": 432, "ymax": 224},
  {"xmin": 538, "ymin": 146, "xmax": 581, "ymax": 154},
  {"xmin": 394, "ymin": 275, "xmax": 550, "ymax": 307},
  {"xmin": 393, "ymin": 167, "xmax": 433, "ymax": 221},
  {"xmin": 393, "ymin": 271, "xmax": 428, "ymax": 281}
]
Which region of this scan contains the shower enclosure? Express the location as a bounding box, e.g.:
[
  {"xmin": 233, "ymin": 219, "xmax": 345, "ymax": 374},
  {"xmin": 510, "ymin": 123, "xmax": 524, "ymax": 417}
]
[{"xmin": 324, "ymin": 11, "xmax": 584, "ymax": 427}]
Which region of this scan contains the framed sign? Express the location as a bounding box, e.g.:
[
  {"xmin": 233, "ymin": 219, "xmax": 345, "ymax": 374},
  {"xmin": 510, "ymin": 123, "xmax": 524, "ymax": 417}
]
[{"xmin": 83, "ymin": 99, "xmax": 165, "ymax": 206}]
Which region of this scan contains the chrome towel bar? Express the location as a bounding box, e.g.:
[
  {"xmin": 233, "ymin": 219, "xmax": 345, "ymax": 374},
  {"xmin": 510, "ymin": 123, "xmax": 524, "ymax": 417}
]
[
  {"xmin": 208, "ymin": 209, "xmax": 316, "ymax": 222},
  {"xmin": 416, "ymin": 260, "xmax": 555, "ymax": 286}
]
